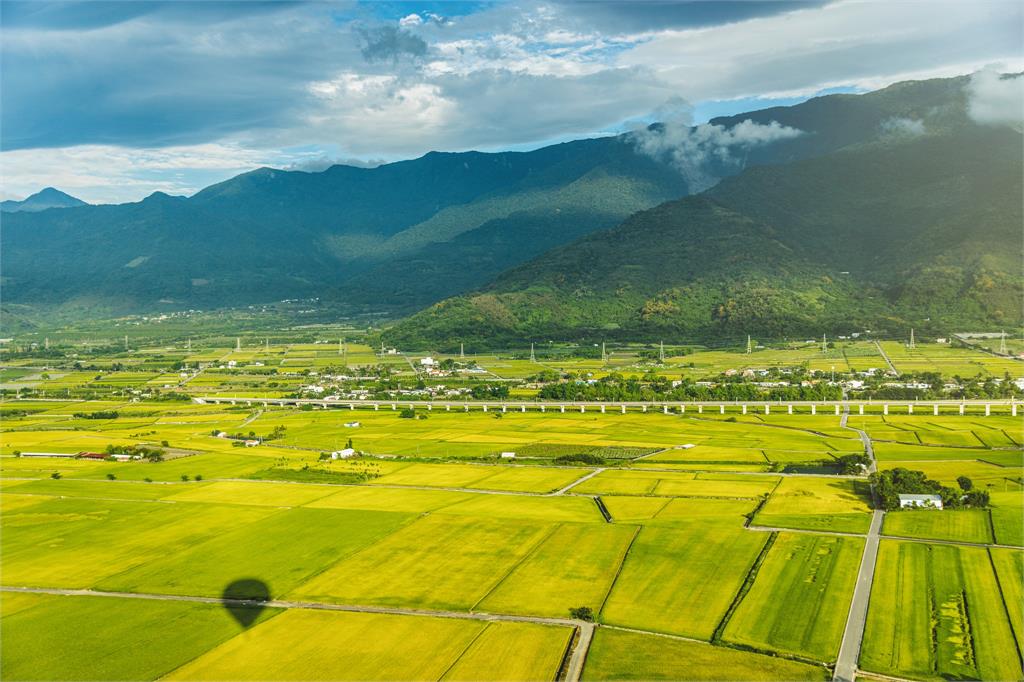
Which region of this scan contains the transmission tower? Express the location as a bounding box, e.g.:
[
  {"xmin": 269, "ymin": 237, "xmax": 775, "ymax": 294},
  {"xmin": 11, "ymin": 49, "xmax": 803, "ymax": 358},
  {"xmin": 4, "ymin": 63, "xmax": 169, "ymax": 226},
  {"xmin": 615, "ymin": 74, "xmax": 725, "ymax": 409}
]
[
  {"xmin": 460, "ymin": 343, "xmax": 465, "ymax": 359},
  {"xmin": 908, "ymin": 328, "xmax": 915, "ymax": 350},
  {"xmin": 601, "ymin": 341, "xmax": 607, "ymax": 363},
  {"xmin": 236, "ymin": 337, "xmax": 241, "ymax": 351},
  {"xmin": 999, "ymin": 331, "xmax": 1008, "ymax": 355},
  {"xmin": 821, "ymin": 333, "xmax": 827, "ymax": 353},
  {"xmin": 659, "ymin": 341, "xmax": 665, "ymax": 362},
  {"xmin": 746, "ymin": 335, "xmax": 752, "ymax": 354},
  {"xmin": 530, "ymin": 342, "xmax": 536, "ymax": 362}
]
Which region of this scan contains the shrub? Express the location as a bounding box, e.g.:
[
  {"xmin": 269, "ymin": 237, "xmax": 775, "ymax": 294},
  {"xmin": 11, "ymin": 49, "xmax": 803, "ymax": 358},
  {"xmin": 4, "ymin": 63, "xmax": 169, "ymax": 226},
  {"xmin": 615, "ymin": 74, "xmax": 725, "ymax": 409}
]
[
  {"xmin": 50, "ymin": 472, "xmax": 62, "ymax": 480},
  {"xmin": 569, "ymin": 606, "xmax": 594, "ymax": 622},
  {"xmin": 106, "ymin": 473, "xmax": 116, "ymax": 480}
]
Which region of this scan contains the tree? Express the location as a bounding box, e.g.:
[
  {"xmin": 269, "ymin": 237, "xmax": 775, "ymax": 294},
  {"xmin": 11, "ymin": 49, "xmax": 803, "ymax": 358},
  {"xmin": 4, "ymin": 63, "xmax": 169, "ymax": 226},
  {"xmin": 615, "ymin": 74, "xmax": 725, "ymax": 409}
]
[
  {"xmin": 181, "ymin": 474, "xmax": 190, "ymax": 482},
  {"xmin": 569, "ymin": 606, "xmax": 594, "ymax": 622},
  {"xmin": 106, "ymin": 473, "xmax": 116, "ymax": 480},
  {"xmin": 399, "ymin": 408, "xmax": 417, "ymax": 419},
  {"xmin": 957, "ymin": 476, "xmax": 973, "ymax": 491},
  {"xmin": 195, "ymin": 474, "xmax": 203, "ymax": 481},
  {"xmin": 50, "ymin": 472, "xmax": 61, "ymax": 480}
]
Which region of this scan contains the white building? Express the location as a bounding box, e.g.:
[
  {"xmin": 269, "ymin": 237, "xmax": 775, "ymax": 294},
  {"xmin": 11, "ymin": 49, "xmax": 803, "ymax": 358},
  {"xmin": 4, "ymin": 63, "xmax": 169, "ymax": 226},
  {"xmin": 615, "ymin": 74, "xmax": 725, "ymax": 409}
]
[
  {"xmin": 898, "ymin": 494, "xmax": 943, "ymax": 509},
  {"xmin": 344, "ymin": 422, "xmax": 361, "ymax": 428},
  {"xmin": 500, "ymin": 452, "xmax": 516, "ymax": 459},
  {"xmin": 420, "ymin": 357, "xmax": 436, "ymax": 366},
  {"xmin": 331, "ymin": 448, "xmax": 356, "ymax": 459}
]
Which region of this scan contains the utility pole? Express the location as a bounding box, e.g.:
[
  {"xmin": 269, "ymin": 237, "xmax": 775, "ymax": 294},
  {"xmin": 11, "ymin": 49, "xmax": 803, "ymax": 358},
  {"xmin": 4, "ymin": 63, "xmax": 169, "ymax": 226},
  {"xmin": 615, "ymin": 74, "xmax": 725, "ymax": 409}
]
[
  {"xmin": 44, "ymin": 337, "xmax": 49, "ymax": 350},
  {"xmin": 601, "ymin": 341, "xmax": 607, "ymax": 363},
  {"xmin": 236, "ymin": 337, "xmax": 241, "ymax": 352},
  {"xmin": 124, "ymin": 335, "xmax": 129, "ymax": 351},
  {"xmin": 821, "ymin": 333, "xmax": 827, "ymax": 353},
  {"xmin": 460, "ymin": 343, "xmax": 465, "ymax": 360},
  {"xmin": 187, "ymin": 337, "xmax": 191, "ymax": 351}
]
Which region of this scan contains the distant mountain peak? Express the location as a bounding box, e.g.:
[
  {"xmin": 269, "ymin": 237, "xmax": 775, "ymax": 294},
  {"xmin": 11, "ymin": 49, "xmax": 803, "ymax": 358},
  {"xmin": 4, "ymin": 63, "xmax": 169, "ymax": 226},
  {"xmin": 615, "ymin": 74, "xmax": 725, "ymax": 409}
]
[{"xmin": 1, "ymin": 187, "xmax": 88, "ymax": 213}]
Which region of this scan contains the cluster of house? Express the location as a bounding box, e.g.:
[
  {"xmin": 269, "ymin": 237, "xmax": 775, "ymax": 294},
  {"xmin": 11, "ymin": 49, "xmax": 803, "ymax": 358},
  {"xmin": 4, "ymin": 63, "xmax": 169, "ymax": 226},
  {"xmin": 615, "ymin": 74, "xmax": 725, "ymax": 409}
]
[{"xmin": 897, "ymin": 493, "xmax": 944, "ymax": 509}]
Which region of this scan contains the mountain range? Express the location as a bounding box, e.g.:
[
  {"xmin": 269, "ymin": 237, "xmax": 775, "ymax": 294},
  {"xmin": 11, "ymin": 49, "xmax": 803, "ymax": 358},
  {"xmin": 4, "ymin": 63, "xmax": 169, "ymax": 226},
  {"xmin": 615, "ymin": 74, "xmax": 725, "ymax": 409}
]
[
  {"xmin": 1, "ymin": 187, "xmax": 88, "ymax": 213},
  {"xmin": 3, "ymin": 74, "xmax": 1020, "ymax": 343}
]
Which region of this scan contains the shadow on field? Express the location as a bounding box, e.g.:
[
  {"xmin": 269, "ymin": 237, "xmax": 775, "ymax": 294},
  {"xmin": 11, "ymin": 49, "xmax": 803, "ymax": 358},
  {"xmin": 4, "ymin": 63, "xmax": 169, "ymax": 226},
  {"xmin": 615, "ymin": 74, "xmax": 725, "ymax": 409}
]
[{"xmin": 222, "ymin": 578, "xmax": 271, "ymax": 628}]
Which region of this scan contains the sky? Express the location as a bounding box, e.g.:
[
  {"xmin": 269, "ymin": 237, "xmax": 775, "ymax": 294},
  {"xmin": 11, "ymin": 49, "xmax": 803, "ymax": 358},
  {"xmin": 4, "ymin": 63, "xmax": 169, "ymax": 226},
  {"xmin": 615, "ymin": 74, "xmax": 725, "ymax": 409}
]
[{"xmin": 1, "ymin": 0, "xmax": 1021, "ymax": 204}]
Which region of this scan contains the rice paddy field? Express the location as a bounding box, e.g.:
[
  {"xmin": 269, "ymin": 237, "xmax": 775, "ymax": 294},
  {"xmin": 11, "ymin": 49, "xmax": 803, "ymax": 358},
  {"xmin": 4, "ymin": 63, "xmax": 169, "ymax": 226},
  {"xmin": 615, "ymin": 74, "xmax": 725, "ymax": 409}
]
[{"xmin": 1, "ymin": 384, "xmax": 1021, "ymax": 680}]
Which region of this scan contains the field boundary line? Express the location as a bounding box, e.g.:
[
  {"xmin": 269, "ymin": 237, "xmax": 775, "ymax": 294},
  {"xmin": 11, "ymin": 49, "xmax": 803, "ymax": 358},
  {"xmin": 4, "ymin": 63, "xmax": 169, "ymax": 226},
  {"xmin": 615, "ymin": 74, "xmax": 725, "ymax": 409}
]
[
  {"xmin": 596, "ymin": 525, "xmax": 642, "ymax": 617},
  {"xmin": 747, "ymin": 525, "xmax": 867, "ymax": 539},
  {"xmin": 435, "ymin": 621, "xmax": 492, "ymax": 681},
  {"xmin": 711, "ymin": 531, "xmax": 776, "ymax": 644},
  {"xmin": 877, "ymin": 533, "xmax": 1022, "ymax": 550},
  {"xmin": 468, "ymin": 523, "xmax": 563, "ymax": 612}
]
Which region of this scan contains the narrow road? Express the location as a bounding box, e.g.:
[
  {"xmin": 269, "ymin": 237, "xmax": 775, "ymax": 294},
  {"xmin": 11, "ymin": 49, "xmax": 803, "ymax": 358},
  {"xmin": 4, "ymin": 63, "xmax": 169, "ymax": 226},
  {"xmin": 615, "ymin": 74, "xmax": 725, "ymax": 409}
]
[
  {"xmin": 0, "ymin": 585, "xmax": 583, "ymax": 627},
  {"xmin": 550, "ymin": 468, "xmax": 605, "ymax": 495},
  {"xmin": 565, "ymin": 622, "xmax": 595, "ymax": 682},
  {"xmin": 873, "ymin": 340, "xmax": 898, "ymax": 376},
  {"xmin": 834, "ymin": 406, "xmax": 884, "ymax": 682}
]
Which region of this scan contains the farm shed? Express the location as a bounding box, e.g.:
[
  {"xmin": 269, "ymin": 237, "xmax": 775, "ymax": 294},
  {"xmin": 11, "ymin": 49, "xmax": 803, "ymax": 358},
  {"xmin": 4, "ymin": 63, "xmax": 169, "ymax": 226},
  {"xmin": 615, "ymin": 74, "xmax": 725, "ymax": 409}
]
[
  {"xmin": 77, "ymin": 452, "xmax": 107, "ymax": 460},
  {"xmin": 20, "ymin": 452, "xmax": 76, "ymax": 458},
  {"xmin": 331, "ymin": 448, "xmax": 356, "ymax": 459},
  {"xmin": 500, "ymin": 452, "xmax": 516, "ymax": 459},
  {"xmin": 898, "ymin": 494, "xmax": 943, "ymax": 509}
]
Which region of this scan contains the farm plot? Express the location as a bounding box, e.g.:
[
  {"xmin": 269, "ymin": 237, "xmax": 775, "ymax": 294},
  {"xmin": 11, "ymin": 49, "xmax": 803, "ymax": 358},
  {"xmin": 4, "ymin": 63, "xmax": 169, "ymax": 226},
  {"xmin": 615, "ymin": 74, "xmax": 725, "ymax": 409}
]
[
  {"xmin": 600, "ymin": 496, "xmax": 755, "ymax": 526},
  {"xmin": 166, "ymin": 609, "xmax": 571, "ymax": 682},
  {"xmin": 1, "ymin": 497, "xmax": 273, "ymax": 588},
  {"xmin": 754, "ymin": 478, "xmax": 873, "ymax": 534},
  {"xmin": 582, "ymin": 628, "xmax": 828, "ymax": 681},
  {"xmin": 883, "ymin": 510, "xmax": 994, "ymax": 544},
  {"xmin": 990, "ymin": 549, "xmax": 1024, "ymax": 653},
  {"xmin": 164, "ymin": 480, "xmax": 338, "ymax": 507},
  {"xmin": 990, "ymin": 491, "xmax": 1024, "ymax": 546},
  {"xmin": 722, "ymin": 533, "xmax": 863, "ymax": 662},
  {"xmin": 1, "ymin": 594, "xmax": 280, "ymax": 681},
  {"xmin": 308, "ymin": 486, "xmax": 475, "ymax": 513},
  {"xmin": 98, "ymin": 507, "xmax": 415, "ymax": 598},
  {"xmin": 861, "ymin": 540, "xmax": 1023, "ymax": 681},
  {"xmin": 574, "ymin": 470, "xmax": 778, "ymax": 498},
  {"xmin": 289, "ymin": 514, "xmax": 555, "ymax": 611},
  {"xmin": 601, "ymin": 524, "xmax": 768, "ymax": 639},
  {"xmin": 477, "ymin": 522, "xmax": 637, "ymax": 618}
]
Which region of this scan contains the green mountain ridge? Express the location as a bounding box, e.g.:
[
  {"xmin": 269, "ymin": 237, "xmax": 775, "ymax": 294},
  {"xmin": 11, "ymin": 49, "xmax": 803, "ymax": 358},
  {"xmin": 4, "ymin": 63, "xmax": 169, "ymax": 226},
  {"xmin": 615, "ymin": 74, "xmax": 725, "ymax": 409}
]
[{"xmin": 385, "ymin": 117, "xmax": 1023, "ymax": 348}]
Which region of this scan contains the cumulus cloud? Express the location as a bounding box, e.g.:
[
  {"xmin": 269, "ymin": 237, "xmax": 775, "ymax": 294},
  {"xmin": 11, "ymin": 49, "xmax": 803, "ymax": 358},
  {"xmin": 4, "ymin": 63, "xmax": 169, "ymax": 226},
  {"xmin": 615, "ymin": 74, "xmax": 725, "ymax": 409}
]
[
  {"xmin": 967, "ymin": 68, "xmax": 1024, "ymax": 127},
  {"xmin": 880, "ymin": 117, "xmax": 926, "ymax": 137},
  {"xmin": 630, "ymin": 98, "xmax": 805, "ymax": 191}
]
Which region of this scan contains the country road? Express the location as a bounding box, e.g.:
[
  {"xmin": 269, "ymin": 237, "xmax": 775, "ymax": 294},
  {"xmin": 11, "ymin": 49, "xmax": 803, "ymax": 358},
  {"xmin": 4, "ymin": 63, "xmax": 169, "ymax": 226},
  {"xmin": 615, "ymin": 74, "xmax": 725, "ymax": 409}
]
[{"xmin": 834, "ymin": 406, "xmax": 883, "ymax": 682}]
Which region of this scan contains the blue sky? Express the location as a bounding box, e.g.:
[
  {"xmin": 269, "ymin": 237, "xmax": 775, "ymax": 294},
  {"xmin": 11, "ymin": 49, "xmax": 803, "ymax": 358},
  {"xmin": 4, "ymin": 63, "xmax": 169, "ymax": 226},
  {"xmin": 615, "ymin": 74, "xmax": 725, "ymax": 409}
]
[{"xmin": 2, "ymin": 0, "xmax": 1021, "ymax": 203}]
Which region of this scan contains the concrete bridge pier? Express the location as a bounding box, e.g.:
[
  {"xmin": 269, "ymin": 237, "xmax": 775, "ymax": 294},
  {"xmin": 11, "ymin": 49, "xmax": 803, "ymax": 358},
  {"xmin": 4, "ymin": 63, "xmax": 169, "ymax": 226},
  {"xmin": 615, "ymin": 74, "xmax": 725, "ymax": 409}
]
[
  {"xmin": 663, "ymin": 405, "xmax": 669, "ymax": 414},
  {"xmin": 1013, "ymin": 403, "xmax": 1018, "ymax": 417},
  {"xmin": 374, "ymin": 404, "xmax": 379, "ymax": 411},
  {"xmin": 933, "ymin": 404, "xmax": 939, "ymax": 416},
  {"xmin": 764, "ymin": 405, "xmax": 770, "ymax": 415},
  {"xmin": 621, "ymin": 405, "xmax": 626, "ymax": 414},
  {"xmin": 741, "ymin": 405, "xmax": 747, "ymax": 415},
  {"xmin": 445, "ymin": 404, "xmax": 450, "ymax": 412},
  {"xmin": 985, "ymin": 404, "xmax": 991, "ymax": 416},
  {"xmin": 858, "ymin": 404, "xmax": 864, "ymax": 415},
  {"xmin": 579, "ymin": 405, "xmax": 586, "ymax": 413},
  {"xmin": 427, "ymin": 404, "xmax": 432, "ymax": 411},
  {"xmin": 391, "ymin": 403, "xmax": 397, "ymax": 411},
  {"xmin": 907, "ymin": 404, "xmax": 913, "ymax": 414},
  {"xmin": 483, "ymin": 405, "xmax": 488, "ymax": 412},
  {"xmin": 349, "ymin": 403, "xmax": 355, "ymax": 410},
  {"xmin": 464, "ymin": 404, "xmax": 469, "ymax": 412},
  {"xmin": 600, "ymin": 405, "xmax": 606, "ymax": 414},
  {"xmin": 834, "ymin": 404, "xmax": 840, "ymax": 416},
  {"xmin": 680, "ymin": 405, "xmax": 685, "ymax": 414},
  {"xmin": 521, "ymin": 405, "xmax": 526, "ymax": 413},
  {"xmin": 787, "ymin": 404, "xmax": 793, "ymax": 415},
  {"xmin": 642, "ymin": 405, "xmax": 647, "ymax": 413},
  {"xmin": 719, "ymin": 405, "xmax": 725, "ymax": 414},
  {"xmin": 560, "ymin": 405, "xmax": 566, "ymax": 413},
  {"xmin": 883, "ymin": 404, "xmax": 888, "ymax": 415},
  {"xmin": 959, "ymin": 403, "xmax": 965, "ymax": 415},
  {"xmin": 540, "ymin": 405, "xmax": 546, "ymax": 413},
  {"xmin": 810, "ymin": 405, "xmax": 816, "ymax": 415},
  {"xmin": 502, "ymin": 405, "xmax": 507, "ymax": 413}
]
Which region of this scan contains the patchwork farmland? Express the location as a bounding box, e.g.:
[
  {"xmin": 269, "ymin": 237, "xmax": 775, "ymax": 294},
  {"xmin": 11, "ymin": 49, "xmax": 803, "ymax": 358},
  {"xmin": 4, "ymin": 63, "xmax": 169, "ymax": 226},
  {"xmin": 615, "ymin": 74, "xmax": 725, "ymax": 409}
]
[{"xmin": 1, "ymin": 337, "xmax": 1022, "ymax": 680}]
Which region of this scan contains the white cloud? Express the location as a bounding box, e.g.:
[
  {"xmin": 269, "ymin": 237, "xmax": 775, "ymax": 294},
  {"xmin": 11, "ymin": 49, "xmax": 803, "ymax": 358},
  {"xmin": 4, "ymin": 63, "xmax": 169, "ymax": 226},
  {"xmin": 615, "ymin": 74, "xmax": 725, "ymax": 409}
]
[
  {"xmin": 399, "ymin": 14, "xmax": 423, "ymax": 28},
  {"xmin": 968, "ymin": 67, "xmax": 1024, "ymax": 127},
  {"xmin": 629, "ymin": 100, "xmax": 805, "ymax": 191},
  {"xmin": 880, "ymin": 117, "xmax": 927, "ymax": 137}
]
